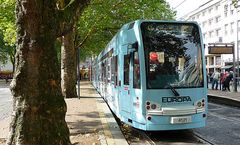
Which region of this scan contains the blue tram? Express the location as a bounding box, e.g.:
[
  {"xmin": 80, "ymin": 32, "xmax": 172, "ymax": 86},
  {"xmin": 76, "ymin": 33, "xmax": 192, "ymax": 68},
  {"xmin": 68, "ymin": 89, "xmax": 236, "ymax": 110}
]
[{"xmin": 92, "ymin": 20, "xmax": 207, "ymax": 131}]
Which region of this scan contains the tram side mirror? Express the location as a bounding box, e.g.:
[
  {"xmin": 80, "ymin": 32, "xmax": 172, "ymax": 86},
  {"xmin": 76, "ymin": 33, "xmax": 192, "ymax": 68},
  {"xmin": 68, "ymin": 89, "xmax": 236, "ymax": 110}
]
[{"xmin": 128, "ymin": 41, "xmax": 138, "ymax": 53}]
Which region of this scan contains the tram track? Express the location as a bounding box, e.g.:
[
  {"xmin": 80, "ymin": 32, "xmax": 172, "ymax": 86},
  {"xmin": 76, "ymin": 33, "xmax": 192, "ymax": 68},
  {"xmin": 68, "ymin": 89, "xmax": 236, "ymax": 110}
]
[
  {"xmin": 112, "ymin": 102, "xmax": 213, "ymax": 145},
  {"xmin": 119, "ymin": 122, "xmax": 215, "ymax": 145},
  {"xmin": 193, "ymin": 132, "xmax": 215, "ymax": 145},
  {"xmin": 131, "ymin": 128, "xmax": 156, "ymax": 145}
]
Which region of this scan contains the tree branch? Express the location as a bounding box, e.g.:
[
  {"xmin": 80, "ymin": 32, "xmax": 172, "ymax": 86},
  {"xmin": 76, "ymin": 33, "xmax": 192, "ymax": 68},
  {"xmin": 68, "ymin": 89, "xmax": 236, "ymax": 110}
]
[
  {"xmin": 56, "ymin": 0, "xmax": 90, "ymax": 37},
  {"xmin": 75, "ymin": 28, "xmax": 95, "ymax": 48},
  {"xmin": 74, "ymin": 1, "xmax": 123, "ymax": 48}
]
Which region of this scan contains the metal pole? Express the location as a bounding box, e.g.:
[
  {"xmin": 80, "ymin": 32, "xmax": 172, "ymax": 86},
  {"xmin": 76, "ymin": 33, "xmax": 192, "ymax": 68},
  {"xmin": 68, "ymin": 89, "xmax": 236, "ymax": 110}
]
[
  {"xmin": 237, "ymin": 7, "xmax": 239, "ymax": 91},
  {"xmin": 88, "ymin": 55, "xmax": 92, "ymax": 82},
  {"xmin": 233, "ymin": 43, "xmax": 237, "ymax": 92},
  {"xmin": 77, "ymin": 47, "xmax": 80, "ymax": 99}
]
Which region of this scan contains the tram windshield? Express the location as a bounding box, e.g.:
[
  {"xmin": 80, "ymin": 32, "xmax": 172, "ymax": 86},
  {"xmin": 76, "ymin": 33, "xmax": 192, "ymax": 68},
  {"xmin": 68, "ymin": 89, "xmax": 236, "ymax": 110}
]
[{"xmin": 141, "ymin": 22, "xmax": 204, "ymax": 89}]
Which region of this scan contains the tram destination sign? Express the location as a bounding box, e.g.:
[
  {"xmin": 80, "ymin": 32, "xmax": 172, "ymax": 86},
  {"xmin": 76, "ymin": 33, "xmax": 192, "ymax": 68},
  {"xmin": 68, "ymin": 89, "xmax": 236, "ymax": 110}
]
[{"xmin": 208, "ymin": 43, "xmax": 234, "ymax": 54}]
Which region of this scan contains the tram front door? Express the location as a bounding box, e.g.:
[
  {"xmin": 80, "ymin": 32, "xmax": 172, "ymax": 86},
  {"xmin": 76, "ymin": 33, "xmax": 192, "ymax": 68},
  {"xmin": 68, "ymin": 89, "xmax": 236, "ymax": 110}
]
[{"xmin": 119, "ymin": 47, "xmax": 132, "ymax": 116}]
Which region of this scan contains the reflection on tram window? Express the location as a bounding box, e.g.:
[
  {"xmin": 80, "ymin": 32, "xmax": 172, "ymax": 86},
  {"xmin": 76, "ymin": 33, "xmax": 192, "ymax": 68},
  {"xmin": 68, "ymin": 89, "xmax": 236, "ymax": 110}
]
[{"xmin": 141, "ymin": 22, "xmax": 203, "ymax": 89}]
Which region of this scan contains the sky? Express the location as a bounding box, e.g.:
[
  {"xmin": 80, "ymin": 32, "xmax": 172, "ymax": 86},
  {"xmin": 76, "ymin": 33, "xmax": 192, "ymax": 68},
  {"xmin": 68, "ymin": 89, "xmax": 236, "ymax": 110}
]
[{"xmin": 166, "ymin": 0, "xmax": 210, "ymax": 19}]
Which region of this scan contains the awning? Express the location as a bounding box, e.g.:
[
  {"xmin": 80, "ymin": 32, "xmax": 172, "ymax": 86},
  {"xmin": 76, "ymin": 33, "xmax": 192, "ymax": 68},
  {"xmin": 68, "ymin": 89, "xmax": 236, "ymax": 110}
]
[
  {"xmin": 221, "ymin": 65, "xmax": 232, "ymax": 69},
  {"xmin": 235, "ymin": 66, "xmax": 240, "ymax": 69}
]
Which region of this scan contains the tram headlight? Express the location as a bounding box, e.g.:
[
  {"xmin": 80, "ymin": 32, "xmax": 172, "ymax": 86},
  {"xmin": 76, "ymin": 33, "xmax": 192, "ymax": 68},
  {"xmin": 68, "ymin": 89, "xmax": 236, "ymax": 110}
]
[
  {"xmin": 197, "ymin": 102, "xmax": 202, "ymax": 108},
  {"xmin": 151, "ymin": 104, "xmax": 157, "ymax": 110},
  {"xmin": 145, "ymin": 101, "xmax": 160, "ymax": 110},
  {"xmin": 195, "ymin": 99, "xmax": 205, "ymax": 108}
]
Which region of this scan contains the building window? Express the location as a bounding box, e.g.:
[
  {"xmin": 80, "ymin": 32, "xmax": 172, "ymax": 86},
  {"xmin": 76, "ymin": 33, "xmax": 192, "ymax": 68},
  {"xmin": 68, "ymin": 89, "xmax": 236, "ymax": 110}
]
[
  {"xmin": 224, "ymin": 4, "xmax": 228, "ymax": 17},
  {"xmin": 230, "ymin": 22, "xmax": 234, "ymax": 33},
  {"xmin": 224, "ymin": 24, "xmax": 228, "ymax": 35},
  {"xmin": 215, "ymin": 4, "xmax": 220, "ymax": 11},
  {"xmin": 216, "ymin": 56, "xmax": 221, "ymax": 65},
  {"xmin": 202, "ymin": 21, "xmax": 207, "ymax": 28},
  {"xmin": 215, "ymin": 16, "xmax": 221, "ymax": 23},
  {"xmin": 209, "ymin": 18, "xmax": 213, "ymax": 26},
  {"xmin": 210, "ymin": 57, "xmax": 214, "ymax": 65},
  {"xmin": 202, "ymin": 11, "xmax": 206, "ymax": 16},
  {"xmin": 238, "ymin": 20, "xmax": 240, "ymax": 31},
  {"xmin": 209, "ymin": 31, "xmax": 213, "ymax": 38},
  {"xmin": 203, "ymin": 33, "xmax": 207, "ymax": 39},
  {"xmin": 216, "ymin": 28, "xmax": 221, "ymax": 37},
  {"xmin": 230, "ymin": 4, "xmax": 234, "ymax": 15},
  {"xmin": 197, "ymin": 14, "xmax": 200, "ymax": 19},
  {"xmin": 230, "ymin": 9, "xmax": 234, "ymax": 15},
  {"xmin": 219, "ymin": 37, "xmax": 223, "ymax": 42},
  {"xmin": 209, "ymin": 7, "xmax": 213, "ymax": 14}
]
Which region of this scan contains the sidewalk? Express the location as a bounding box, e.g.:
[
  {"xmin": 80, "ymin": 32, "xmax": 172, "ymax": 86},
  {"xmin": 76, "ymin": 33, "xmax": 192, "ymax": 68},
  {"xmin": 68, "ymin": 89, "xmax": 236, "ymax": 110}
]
[
  {"xmin": 68, "ymin": 81, "xmax": 128, "ymax": 145},
  {"xmin": 208, "ymin": 83, "xmax": 240, "ymax": 107},
  {"xmin": 0, "ymin": 81, "xmax": 128, "ymax": 145}
]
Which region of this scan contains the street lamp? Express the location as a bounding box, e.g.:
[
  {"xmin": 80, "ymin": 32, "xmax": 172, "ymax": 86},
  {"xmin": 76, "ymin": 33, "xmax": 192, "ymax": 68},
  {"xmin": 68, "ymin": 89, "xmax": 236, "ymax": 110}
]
[
  {"xmin": 77, "ymin": 47, "xmax": 80, "ymax": 99},
  {"xmin": 237, "ymin": 10, "xmax": 239, "ymax": 90}
]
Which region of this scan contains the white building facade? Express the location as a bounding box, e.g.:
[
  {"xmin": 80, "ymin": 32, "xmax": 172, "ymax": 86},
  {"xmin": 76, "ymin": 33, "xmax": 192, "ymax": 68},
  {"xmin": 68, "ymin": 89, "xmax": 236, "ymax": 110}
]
[{"xmin": 180, "ymin": 0, "xmax": 240, "ymax": 74}]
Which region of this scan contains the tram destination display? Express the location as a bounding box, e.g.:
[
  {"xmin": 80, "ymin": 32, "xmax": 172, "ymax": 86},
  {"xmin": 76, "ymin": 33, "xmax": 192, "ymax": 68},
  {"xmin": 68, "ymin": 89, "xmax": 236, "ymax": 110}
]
[{"xmin": 208, "ymin": 43, "xmax": 234, "ymax": 54}]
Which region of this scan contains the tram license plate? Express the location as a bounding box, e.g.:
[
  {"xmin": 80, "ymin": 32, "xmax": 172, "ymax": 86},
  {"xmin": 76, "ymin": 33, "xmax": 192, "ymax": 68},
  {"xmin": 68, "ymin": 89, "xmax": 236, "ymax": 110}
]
[{"xmin": 170, "ymin": 116, "xmax": 192, "ymax": 124}]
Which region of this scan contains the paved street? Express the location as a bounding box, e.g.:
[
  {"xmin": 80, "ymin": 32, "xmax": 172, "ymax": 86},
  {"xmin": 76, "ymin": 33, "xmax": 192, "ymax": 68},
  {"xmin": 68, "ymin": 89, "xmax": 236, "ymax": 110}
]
[
  {"xmin": 0, "ymin": 81, "xmax": 12, "ymax": 121},
  {"xmin": 194, "ymin": 102, "xmax": 240, "ymax": 145},
  {"xmin": 0, "ymin": 81, "xmax": 12, "ymax": 139}
]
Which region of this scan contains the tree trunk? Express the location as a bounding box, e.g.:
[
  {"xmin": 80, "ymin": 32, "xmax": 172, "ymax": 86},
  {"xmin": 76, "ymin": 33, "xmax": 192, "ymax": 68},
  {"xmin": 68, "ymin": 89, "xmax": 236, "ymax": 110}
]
[
  {"xmin": 61, "ymin": 27, "xmax": 78, "ymax": 98},
  {"xmin": 7, "ymin": 0, "xmax": 71, "ymax": 144}
]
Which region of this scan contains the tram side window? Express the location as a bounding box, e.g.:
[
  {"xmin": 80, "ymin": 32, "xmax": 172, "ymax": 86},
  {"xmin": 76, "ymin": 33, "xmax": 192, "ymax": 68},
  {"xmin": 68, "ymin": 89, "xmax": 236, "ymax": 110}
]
[
  {"xmin": 115, "ymin": 56, "xmax": 118, "ymax": 86},
  {"xmin": 124, "ymin": 54, "xmax": 130, "ymax": 85},
  {"xmin": 133, "ymin": 52, "xmax": 141, "ymax": 88},
  {"xmin": 111, "ymin": 56, "xmax": 118, "ymax": 86},
  {"xmin": 107, "ymin": 59, "xmax": 111, "ymax": 81},
  {"xmin": 111, "ymin": 56, "xmax": 115, "ymax": 82}
]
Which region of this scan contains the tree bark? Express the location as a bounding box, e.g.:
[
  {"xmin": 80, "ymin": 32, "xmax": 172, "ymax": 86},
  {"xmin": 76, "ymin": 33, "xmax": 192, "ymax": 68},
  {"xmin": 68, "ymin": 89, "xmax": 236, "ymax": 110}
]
[
  {"xmin": 59, "ymin": 0, "xmax": 89, "ymax": 98},
  {"xmin": 61, "ymin": 28, "xmax": 78, "ymax": 98},
  {"xmin": 7, "ymin": 0, "xmax": 71, "ymax": 144}
]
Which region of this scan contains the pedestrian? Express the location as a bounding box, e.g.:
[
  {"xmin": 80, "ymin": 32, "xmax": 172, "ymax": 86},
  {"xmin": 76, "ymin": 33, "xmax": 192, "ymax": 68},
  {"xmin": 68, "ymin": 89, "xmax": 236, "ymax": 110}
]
[
  {"xmin": 209, "ymin": 72, "xmax": 213, "ymax": 83},
  {"xmin": 223, "ymin": 72, "xmax": 233, "ymax": 91},
  {"xmin": 211, "ymin": 69, "xmax": 220, "ymax": 90},
  {"xmin": 221, "ymin": 71, "xmax": 228, "ymax": 91},
  {"xmin": 220, "ymin": 72, "xmax": 223, "ymax": 90}
]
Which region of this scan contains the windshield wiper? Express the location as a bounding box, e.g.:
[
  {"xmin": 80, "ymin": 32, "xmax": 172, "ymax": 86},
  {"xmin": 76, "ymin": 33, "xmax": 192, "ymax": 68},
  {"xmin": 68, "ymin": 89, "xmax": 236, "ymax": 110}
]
[{"xmin": 167, "ymin": 84, "xmax": 180, "ymax": 97}]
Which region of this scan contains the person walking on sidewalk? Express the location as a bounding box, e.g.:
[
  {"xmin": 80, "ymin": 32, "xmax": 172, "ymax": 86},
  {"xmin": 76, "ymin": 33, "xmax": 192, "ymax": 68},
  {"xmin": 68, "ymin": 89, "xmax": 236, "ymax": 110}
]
[
  {"xmin": 212, "ymin": 69, "xmax": 220, "ymax": 90},
  {"xmin": 221, "ymin": 71, "xmax": 228, "ymax": 91},
  {"xmin": 223, "ymin": 71, "xmax": 233, "ymax": 91}
]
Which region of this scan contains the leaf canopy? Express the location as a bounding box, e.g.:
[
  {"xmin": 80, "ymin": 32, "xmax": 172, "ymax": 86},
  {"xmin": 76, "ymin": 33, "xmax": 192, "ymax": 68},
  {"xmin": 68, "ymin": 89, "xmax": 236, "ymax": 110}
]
[
  {"xmin": 0, "ymin": 0, "xmax": 176, "ymax": 62},
  {"xmin": 0, "ymin": 0, "xmax": 16, "ymax": 64},
  {"xmin": 77, "ymin": 0, "xmax": 176, "ymax": 60}
]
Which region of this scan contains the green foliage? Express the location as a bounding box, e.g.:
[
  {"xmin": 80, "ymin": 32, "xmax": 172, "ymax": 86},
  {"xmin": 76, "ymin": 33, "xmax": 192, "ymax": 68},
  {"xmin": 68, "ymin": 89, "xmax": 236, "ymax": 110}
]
[
  {"xmin": 0, "ymin": 30, "xmax": 15, "ymax": 64},
  {"xmin": 0, "ymin": 31, "xmax": 8, "ymax": 64},
  {"xmin": 232, "ymin": 0, "xmax": 239, "ymax": 8},
  {"xmin": 0, "ymin": 0, "xmax": 16, "ymax": 64},
  {"xmin": 77, "ymin": 0, "xmax": 176, "ymax": 60},
  {"xmin": 0, "ymin": 0, "xmax": 176, "ymax": 62}
]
